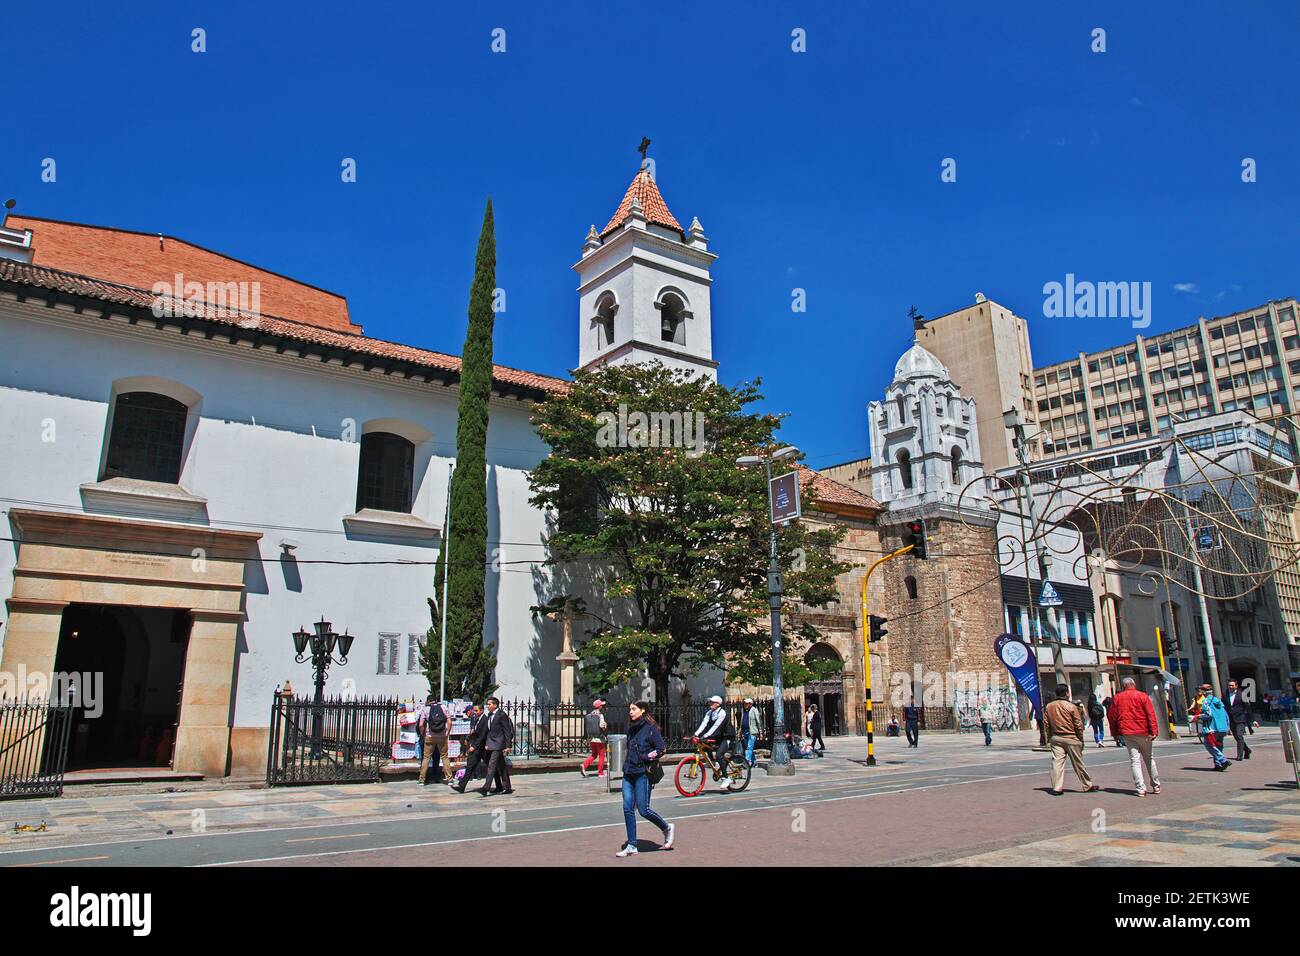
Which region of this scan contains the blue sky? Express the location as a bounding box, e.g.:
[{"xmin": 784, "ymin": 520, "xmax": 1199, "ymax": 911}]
[{"xmin": 5, "ymin": 1, "xmax": 1298, "ymax": 468}]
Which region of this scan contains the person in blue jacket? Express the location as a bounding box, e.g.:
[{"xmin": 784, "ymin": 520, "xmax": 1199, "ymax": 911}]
[
  {"xmin": 1197, "ymin": 684, "xmax": 1232, "ymax": 771},
  {"xmin": 616, "ymin": 701, "xmax": 675, "ymax": 858}
]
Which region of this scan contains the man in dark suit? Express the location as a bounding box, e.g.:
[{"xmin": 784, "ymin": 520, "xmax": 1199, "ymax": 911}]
[
  {"xmin": 452, "ymin": 704, "xmax": 488, "ymax": 793},
  {"xmin": 478, "ymin": 697, "xmax": 515, "ymax": 796},
  {"xmin": 1224, "ymin": 679, "xmax": 1253, "ymax": 761}
]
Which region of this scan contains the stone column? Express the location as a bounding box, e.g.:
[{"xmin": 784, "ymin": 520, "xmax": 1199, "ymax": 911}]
[
  {"xmin": 0, "ymin": 598, "xmax": 67, "ymax": 695},
  {"xmin": 171, "ymin": 609, "xmax": 241, "ymax": 777}
]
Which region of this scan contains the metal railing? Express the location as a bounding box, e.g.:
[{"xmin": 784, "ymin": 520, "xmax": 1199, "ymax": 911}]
[
  {"xmin": 266, "ymin": 695, "xmax": 396, "ymax": 786},
  {"xmin": 0, "ymin": 698, "xmax": 74, "ymax": 799}
]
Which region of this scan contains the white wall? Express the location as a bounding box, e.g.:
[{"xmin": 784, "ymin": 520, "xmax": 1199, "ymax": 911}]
[{"xmin": 0, "ymin": 300, "xmax": 564, "ymax": 730}]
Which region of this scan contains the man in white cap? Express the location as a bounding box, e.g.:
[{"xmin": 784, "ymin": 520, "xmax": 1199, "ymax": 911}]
[
  {"xmin": 739, "ymin": 697, "xmax": 764, "ymax": 768},
  {"xmin": 692, "ymin": 695, "xmax": 736, "ymax": 789}
]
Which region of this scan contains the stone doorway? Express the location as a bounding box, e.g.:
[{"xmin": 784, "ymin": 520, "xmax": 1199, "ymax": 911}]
[{"xmin": 54, "ymin": 603, "xmax": 192, "ymax": 770}]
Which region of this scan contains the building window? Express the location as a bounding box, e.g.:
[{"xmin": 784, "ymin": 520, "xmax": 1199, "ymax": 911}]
[
  {"xmin": 377, "ymin": 633, "xmax": 401, "ymax": 675},
  {"xmin": 950, "ymin": 446, "xmax": 963, "ymax": 484},
  {"xmin": 1006, "ymin": 604, "xmax": 1023, "ymax": 637},
  {"xmin": 356, "ymin": 432, "xmax": 415, "ymax": 513},
  {"xmin": 595, "ymin": 292, "xmax": 617, "ymax": 349},
  {"xmin": 102, "ymin": 391, "xmax": 188, "ymax": 483},
  {"xmin": 1079, "ymin": 614, "xmax": 1091, "ymax": 647},
  {"xmin": 905, "ymin": 575, "xmax": 918, "ymax": 600},
  {"xmin": 896, "ymin": 449, "xmax": 914, "ymax": 491},
  {"xmin": 659, "ymin": 292, "xmax": 687, "ymax": 345},
  {"xmin": 1259, "ymin": 622, "xmax": 1277, "ymax": 648}
]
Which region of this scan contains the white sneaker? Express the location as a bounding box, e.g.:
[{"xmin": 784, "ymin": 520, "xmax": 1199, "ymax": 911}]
[
  {"xmin": 718, "ymin": 779, "xmax": 731, "ymax": 791},
  {"xmin": 615, "ymin": 843, "xmax": 639, "ymax": 858},
  {"xmin": 662, "ymin": 823, "xmax": 675, "ymax": 850}
]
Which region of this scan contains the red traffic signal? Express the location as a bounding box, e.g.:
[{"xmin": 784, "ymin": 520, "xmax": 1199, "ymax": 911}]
[{"xmin": 903, "ymin": 519, "xmax": 928, "ymax": 559}]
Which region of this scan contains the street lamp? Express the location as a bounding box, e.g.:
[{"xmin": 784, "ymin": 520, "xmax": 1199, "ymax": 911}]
[
  {"xmin": 293, "ymin": 618, "xmax": 354, "ymax": 755},
  {"xmin": 737, "ymin": 444, "xmax": 799, "ymax": 777},
  {"xmin": 1003, "ymin": 408, "xmax": 1068, "ymax": 695}
]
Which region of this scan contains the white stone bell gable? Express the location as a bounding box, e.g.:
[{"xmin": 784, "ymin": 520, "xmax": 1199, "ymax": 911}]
[{"xmin": 869, "ymin": 343, "xmax": 985, "ymax": 509}]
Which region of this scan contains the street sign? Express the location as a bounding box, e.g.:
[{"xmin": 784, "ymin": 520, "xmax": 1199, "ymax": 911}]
[
  {"xmin": 1195, "ymin": 526, "xmax": 1220, "ymax": 553},
  {"xmin": 1037, "ymin": 580, "xmax": 1063, "ymax": 607},
  {"xmin": 770, "ymin": 470, "xmax": 801, "ymax": 523}
]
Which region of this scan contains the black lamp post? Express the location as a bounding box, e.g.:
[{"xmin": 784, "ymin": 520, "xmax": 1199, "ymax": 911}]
[
  {"xmin": 293, "ymin": 618, "xmax": 354, "ymax": 755},
  {"xmin": 737, "ymin": 445, "xmax": 800, "ymax": 776}
]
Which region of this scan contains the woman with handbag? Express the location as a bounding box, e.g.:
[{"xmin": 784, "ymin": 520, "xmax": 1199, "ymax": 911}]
[{"xmin": 616, "ymin": 701, "xmax": 675, "ymax": 858}]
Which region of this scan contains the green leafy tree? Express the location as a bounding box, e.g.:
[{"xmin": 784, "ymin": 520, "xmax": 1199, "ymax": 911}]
[
  {"xmin": 528, "ymin": 362, "xmax": 848, "ymax": 702},
  {"xmin": 425, "ymin": 200, "xmax": 498, "ymax": 700}
]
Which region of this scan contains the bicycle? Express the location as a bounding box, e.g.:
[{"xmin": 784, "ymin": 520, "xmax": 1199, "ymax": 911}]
[{"xmin": 674, "ymin": 736, "xmax": 751, "ymax": 796}]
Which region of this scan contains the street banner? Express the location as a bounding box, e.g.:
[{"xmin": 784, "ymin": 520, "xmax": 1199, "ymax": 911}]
[
  {"xmin": 994, "ymin": 633, "xmax": 1043, "ymax": 721},
  {"xmin": 770, "ymin": 470, "xmax": 801, "ymax": 523}
]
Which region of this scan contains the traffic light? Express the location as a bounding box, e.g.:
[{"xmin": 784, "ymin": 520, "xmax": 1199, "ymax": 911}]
[
  {"xmin": 903, "ymin": 519, "xmax": 928, "ymax": 559},
  {"xmin": 1164, "ymin": 634, "xmax": 1181, "ymax": 654},
  {"xmin": 869, "ymin": 614, "xmax": 888, "ymax": 643}
]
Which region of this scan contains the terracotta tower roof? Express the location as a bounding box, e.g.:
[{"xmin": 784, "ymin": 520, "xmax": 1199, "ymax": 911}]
[{"xmin": 600, "ymin": 168, "xmax": 684, "ymax": 237}]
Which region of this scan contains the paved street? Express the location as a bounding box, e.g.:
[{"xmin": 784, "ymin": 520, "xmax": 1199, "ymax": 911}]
[{"xmin": 1, "ymin": 728, "xmax": 1296, "ymax": 867}]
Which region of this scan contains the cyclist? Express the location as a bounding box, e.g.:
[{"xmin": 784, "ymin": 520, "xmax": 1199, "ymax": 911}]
[{"xmin": 690, "ymin": 695, "xmax": 736, "ymax": 790}]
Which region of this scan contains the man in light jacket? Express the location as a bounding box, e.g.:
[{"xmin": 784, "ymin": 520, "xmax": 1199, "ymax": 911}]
[
  {"xmin": 1107, "ymin": 677, "xmax": 1161, "ymax": 796},
  {"xmin": 1045, "ymin": 684, "xmax": 1100, "ymax": 795}
]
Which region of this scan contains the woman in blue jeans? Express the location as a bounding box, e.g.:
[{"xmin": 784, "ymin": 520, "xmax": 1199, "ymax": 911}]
[{"xmin": 616, "ymin": 701, "xmax": 675, "ymax": 858}]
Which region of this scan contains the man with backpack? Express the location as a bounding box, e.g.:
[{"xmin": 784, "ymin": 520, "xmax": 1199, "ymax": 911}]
[
  {"xmin": 418, "ymin": 694, "xmax": 452, "ymax": 786},
  {"xmin": 1197, "ymin": 683, "xmax": 1232, "ymax": 771}
]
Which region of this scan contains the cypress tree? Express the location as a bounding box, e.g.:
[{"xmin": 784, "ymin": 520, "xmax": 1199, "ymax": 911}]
[{"xmin": 426, "ymin": 200, "xmax": 498, "ymax": 700}]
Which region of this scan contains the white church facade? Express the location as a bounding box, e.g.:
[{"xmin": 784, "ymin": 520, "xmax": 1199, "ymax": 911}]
[{"xmin": 0, "ymin": 161, "xmax": 717, "ymax": 777}]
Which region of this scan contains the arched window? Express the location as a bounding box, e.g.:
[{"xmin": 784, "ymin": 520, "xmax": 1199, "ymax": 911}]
[
  {"xmin": 896, "ymin": 449, "xmax": 914, "ymax": 491},
  {"xmin": 658, "ymin": 291, "xmax": 687, "ymax": 345},
  {"xmin": 950, "ymin": 446, "xmax": 963, "ymax": 484},
  {"xmin": 356, "ymin": 432, "xmax": 415, "ymax": 513},
  {"xmin": 594, "ymin": 292, "xmax": 617, "ymax": 349},
  {"xmin": 905, "ymin": 575, "xmax": 918, "ymax": 600},
  {"xmin": 896, "ymin": 396, "xmax": 907, "ymax": 424},
  {"xmin": 102, "ymin": 391, "xmax": 188, "ymax": 483}
]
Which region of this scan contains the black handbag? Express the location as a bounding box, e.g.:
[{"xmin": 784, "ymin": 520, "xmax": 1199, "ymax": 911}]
[{"xmin": 648, "ymin": 759, "xmax": 664, "ymax": 786}]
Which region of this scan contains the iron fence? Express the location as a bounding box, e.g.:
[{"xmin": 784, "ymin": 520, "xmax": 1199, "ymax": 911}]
[
  {"xmin": 266, "ymin": 695, "xmax": 396, "ymax": 786},
  {"xmin": 0, "ymin": 698, "xmax": 74, "ymax": 799}
]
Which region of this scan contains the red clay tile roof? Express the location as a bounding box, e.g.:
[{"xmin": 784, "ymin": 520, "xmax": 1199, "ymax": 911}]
[
  {"xmin": 0, "ymin": 258, "xmax": 569, "ymax": 397},
  {"xmin": 7, "ymin": 215, "xmax": 363, "ymax": 335},
  {"xmin": 600, "ymin": 169, "xmax": 684, "ymax": 238},
  {"xmin": 796, "ymin": 464, "xmax": 882, "ymax": 516}
]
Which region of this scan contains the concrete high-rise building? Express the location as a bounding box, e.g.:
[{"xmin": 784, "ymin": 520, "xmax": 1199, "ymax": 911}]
[{"xmin": 915, "ymin": 295, "xmax": 1039, "ymax": 471}]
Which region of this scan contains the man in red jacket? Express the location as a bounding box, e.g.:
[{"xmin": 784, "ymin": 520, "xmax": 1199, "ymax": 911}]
[{"xmin": 1107, "ymin": 677, "xmax": 1161, "ymax": 796}]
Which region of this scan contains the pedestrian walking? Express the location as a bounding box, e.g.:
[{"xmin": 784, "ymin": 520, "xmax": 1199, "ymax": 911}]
[
  {"xmin": 1197, "ymin": 684, "xmax": 1232, "ymax": 771},
  {"xmin": 1107, "ymin": 677, "xmax": 1161, "ymax": 796},
  {"xmin": 417, "ymin": 694, "xmax": 452, "ymax": 786},
  {"xmin": 1086, "ymin": 693, "xmax": 1106, "ymax": 748},
  {"xmin": 691, "ymin": 695, "xmax": 736, "ymax": 789},
  {"xmin": 1045, "ymin": 684, "xmax": 1100, "ymax": 795},
  {"xmin": 807, "ymin": 703, "xmax": 825, "ymax": 755},
  {"xmin": 978, "ymin": 696, "xmax": 995, "ymax": 746},
  {"xmin": 580, "ymin": 698, "xmax": 608, "ymax": 778},
  {"xmin": 739, "ymin": 697, "xmax": 764, "ymax": 767},
  {"xmin": 452, "ymin": 703, "xmax": 487, "ymax": 792},
  {"xmin": 615, "ymin": 701, "xmax": 674, "ymax": 858},
  {"xmin": 903, "ymin": 697, "xmax": 921, "ymax": 748},
  {"xmin": 1224, "ymin": 681, "xmax": 1253, "ymax": 761},
  {"xmin": 477, "ymin": 697, "xmax": 515, "ymax": 796}
]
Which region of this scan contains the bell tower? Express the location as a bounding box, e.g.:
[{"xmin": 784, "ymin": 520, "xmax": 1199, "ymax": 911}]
[{"xmin": 574, "ymin": 147, "xmax": 718, "ymax": 379}]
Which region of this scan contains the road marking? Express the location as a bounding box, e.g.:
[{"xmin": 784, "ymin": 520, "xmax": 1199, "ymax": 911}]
[
  {"xmin": 8, "ymin": 854, "xmax": 111, "ymax": 867},
  {"xmin": 284, "ymin": 832, "xmax": 370, "ymax": 844}
]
